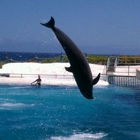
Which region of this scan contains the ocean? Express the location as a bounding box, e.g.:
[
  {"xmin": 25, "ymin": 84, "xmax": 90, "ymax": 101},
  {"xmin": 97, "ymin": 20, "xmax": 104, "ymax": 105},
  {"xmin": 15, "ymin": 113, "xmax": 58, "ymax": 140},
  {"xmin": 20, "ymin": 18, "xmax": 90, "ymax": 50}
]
[
  {"xmin": 0, "ymin": 52, "xmax": 140, "ymax": 140},
  {"xmin": 0, "ymin": 52, "xmax": 62, "ymax": 62},
  {"xmin": 0, "ymin": 52, "xmax": 109, "ymax": 62},
  {"xmin": 0, "ymin": 85, "xmax": 140, "ymax": 140}
]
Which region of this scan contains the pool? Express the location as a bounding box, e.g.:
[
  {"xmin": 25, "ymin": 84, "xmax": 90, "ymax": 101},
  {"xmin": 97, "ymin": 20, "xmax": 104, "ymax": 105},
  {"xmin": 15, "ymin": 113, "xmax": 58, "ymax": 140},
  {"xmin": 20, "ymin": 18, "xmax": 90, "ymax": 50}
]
[{"xmin": 0, "ymin": 85, "xmax": 140, "ymax": 140}]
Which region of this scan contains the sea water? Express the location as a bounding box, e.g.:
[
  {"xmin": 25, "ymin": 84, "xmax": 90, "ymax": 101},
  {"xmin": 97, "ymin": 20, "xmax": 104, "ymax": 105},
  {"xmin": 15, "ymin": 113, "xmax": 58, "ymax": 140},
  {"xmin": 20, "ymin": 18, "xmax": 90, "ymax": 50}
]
[
  {"xmin": 0, "ymin": 52, "xmax": 61, "ymax": 62},
  {"xmin": 0, "ymin": 85, "xmax": 140, "ymax": 140}
]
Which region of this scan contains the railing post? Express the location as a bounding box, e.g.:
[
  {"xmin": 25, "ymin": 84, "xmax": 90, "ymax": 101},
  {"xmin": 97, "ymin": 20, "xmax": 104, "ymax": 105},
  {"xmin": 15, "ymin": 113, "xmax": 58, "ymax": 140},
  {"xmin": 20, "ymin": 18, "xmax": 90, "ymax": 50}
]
[
  {"xmin": 117, "ymin": 55, "xmax": 119, "ymax": 65},
  {"xmin": 60, "ymin": 53, "xmax": 63, "ymax": 62},
  {"xmin": 128, "ymin": 65, "xmax": 129, "ymax": 76},
  {"xmin": 85, "ymin": 53, "xmax": 88, "ymax": 61}
]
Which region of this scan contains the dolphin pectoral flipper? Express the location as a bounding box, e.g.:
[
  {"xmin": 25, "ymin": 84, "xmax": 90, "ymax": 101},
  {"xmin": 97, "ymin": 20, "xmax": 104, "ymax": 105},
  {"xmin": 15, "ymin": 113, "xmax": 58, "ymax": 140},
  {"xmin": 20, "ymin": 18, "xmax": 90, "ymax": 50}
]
[
  {"xmin": 65, "ymin": 66, "xmax": 73, "ymax": 73},
  {"xmin": 92, "ymin": 73, "xmax": 100, "ymax": 86}
]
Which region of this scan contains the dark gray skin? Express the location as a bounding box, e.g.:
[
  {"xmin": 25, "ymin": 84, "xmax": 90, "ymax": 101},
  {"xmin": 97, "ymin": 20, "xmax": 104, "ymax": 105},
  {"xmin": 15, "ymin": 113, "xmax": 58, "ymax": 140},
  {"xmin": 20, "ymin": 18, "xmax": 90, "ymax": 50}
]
[{"xmin": 40, "ymin": 17, "xmax": 100, "ymax": 99}]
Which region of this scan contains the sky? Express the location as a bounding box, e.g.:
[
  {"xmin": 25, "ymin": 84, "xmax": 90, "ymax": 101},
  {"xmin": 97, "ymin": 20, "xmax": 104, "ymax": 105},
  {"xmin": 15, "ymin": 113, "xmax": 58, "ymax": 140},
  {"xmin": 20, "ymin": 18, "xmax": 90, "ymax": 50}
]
[{"xmin": 0, "ymin": 0, "xmax": 140, "ymax": 55}]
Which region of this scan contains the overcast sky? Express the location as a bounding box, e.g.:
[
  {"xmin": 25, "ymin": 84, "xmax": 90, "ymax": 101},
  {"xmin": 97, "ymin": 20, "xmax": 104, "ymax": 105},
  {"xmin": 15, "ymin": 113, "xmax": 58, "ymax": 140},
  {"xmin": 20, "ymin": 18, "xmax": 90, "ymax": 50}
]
[{"xmin": 0, "ymin": 0, "xmax": 140, "ymax": 55}]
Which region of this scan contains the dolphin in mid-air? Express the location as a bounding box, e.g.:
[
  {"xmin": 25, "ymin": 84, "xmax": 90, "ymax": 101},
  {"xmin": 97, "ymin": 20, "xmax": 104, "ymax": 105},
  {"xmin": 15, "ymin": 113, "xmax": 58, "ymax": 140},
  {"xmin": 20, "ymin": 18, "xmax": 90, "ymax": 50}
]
[{"xmin": 40, "ymin": 17, "xmax": 100, "ymax": 99}]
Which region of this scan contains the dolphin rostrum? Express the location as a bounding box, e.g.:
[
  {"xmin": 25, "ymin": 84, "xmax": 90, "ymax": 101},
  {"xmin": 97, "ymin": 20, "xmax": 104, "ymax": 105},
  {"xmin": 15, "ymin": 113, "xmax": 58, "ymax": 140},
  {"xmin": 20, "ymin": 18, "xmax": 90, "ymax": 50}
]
[{"xmin": 40, "ymin": 17, "xmax": 100, "ymax": 99}]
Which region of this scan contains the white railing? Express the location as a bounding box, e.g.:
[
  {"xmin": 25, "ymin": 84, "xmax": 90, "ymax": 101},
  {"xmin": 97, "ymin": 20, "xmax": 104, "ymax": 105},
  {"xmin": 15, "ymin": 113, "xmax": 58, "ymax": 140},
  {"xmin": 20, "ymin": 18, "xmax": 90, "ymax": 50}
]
[{"xmin": 107, "ymin": 65, "xmax": 139, "ymax": 76}]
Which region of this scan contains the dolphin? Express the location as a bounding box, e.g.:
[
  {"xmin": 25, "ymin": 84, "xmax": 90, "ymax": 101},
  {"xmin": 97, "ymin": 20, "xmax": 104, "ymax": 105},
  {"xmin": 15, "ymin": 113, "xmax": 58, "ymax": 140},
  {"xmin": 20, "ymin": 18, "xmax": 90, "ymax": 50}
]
[{"xmin": 40, "ymin": 17, "xmax": 100, "ymax": 99}]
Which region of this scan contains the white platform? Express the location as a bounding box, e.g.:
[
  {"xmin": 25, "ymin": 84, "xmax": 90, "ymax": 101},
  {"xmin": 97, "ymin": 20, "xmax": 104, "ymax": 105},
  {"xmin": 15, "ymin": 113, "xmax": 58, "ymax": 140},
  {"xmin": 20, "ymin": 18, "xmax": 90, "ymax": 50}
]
[{"xmin": 0, "ymin": 62, "xmax": 109, "ymax": 86}]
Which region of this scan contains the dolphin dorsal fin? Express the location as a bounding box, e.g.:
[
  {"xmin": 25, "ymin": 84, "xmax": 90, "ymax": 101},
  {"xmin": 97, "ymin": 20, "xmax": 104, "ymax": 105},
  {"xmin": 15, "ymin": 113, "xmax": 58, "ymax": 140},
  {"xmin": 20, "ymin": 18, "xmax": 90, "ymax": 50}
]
[
  {"xmin": 92, "ymin": 73, "xmax": 100, "ymax": 86},
  {"xmin": 65, "ymin": 66, "xmax": 73, "ymax": 73}
]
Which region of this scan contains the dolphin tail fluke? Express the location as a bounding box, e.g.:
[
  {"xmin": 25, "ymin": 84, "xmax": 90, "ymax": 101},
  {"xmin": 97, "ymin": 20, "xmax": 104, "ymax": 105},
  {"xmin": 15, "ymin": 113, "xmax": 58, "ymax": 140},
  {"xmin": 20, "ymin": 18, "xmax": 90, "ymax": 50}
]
[
  {"xmin": 92, "ymin": 73, "xmax": 100, "ymax": 86},
  {"xmin": 40, "ymin": 16, "xmax": 55, "ymax": 29}
]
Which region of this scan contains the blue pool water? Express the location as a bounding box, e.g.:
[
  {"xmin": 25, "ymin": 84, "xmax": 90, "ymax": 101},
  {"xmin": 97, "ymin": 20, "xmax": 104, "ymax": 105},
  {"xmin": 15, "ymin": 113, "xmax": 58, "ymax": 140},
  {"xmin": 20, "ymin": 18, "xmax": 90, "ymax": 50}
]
[{"xmin": 0, "ymin": 85, "xmax": 140, "ymax": 140}]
